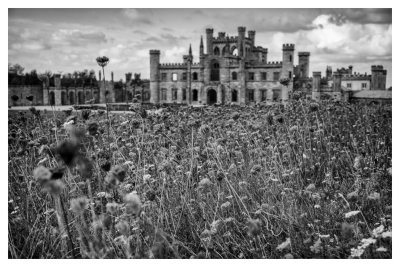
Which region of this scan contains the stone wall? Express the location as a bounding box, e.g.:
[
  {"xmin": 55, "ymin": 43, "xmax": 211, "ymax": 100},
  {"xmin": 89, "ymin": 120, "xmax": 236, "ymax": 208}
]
[{"xmin": 8, "ymin": 85, "xmax": 43, "ymax": 106}]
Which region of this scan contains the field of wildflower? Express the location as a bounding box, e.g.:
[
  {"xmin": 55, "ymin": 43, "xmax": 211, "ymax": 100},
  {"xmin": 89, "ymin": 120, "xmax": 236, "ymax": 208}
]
[{"xmin": 8, "ymin": 100, "xmax": 392, "ymax": 259}]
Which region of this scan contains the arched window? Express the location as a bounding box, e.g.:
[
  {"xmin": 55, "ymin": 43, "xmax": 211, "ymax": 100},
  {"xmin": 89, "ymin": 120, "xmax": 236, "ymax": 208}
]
[
  {"xmin": 61, "ymin": 91, "xmax": 67, "ymax": 105},
  {"xmin": 192, "ymin": 89, "xmax": 198, "ymax": 101},
  {"xmin": 78, "ymin": 91, "xmax": 84, "ymax": 104},
  {"xmin": 222, "ymin": 46, "xmax": 228, "ymax": 56},
  {"xmin": 182, "ymin": 88, "xmax": 186, "ymax": 101},
  {"xmin": 49, "ymin": 91, "xmax": 55, "ymax": 105},
  {"xmin": 69, "ymin": 91, "xmax": 75, "ymax": 104},
  {"xmin": 231, "ymin": 89, "xmax": 238, "ymax": 102},
  {"xmin": 210, "ymin": 61, "xmax": 220, "ymax": 81},
  {"xmin": 232, "ymin": 72, "xmax": 237, "ymax": 81},
  {"xmin": 214, "ymin": 47, "xmax": 220, "ymax": 56},
  {"xmin": 231, "ymin": 46, "xmax": 238, "ymax": 56},
  {"xmin": 192, "ymin": 72, "xmax": 198, "ymax": 81}
]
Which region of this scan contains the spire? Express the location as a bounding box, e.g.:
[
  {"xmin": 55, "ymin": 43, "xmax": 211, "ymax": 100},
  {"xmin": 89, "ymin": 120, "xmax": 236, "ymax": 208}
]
[
  {"xmin": 189, "ymin": 44, "xmax": 192, "ymax": 56},
  {"xmin": 200, "ymin": 35, "xmax": 204, "ymax": 57}
]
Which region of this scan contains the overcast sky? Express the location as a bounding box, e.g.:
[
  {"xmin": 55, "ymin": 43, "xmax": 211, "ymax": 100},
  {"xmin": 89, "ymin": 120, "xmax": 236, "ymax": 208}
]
[{"xmin": 8, "ymin": 8, "xmax": 392, "ymax": 86}]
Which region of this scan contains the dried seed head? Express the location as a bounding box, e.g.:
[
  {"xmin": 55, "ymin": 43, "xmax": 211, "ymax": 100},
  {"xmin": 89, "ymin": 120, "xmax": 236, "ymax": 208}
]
[
  {"xmin": 124, "ymin": 192, "xmax": 141, "ymax": 216},
  {"xmin": 33, "ymin": 166, "xmax": 51, "ymax": 186},
  {"xmin": 70, "ymin": 197, "xmax": 88, "ymax": 214}
]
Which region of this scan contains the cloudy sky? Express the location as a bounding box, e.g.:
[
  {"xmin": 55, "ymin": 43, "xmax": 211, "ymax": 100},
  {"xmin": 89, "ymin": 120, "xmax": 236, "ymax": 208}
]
[{"xmin": 8, "ymin": 8, "xmax": 392, "ymax": 86}]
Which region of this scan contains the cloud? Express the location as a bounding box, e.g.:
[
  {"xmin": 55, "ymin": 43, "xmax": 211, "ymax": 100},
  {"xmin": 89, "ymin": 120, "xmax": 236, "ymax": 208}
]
[
  {"xmin": 52, "ymin": 29, "xmax": 107, "ymax": 46},
  {"xmin": 122, "ymin": 9, "xmax": 153, "ymax": 25}
]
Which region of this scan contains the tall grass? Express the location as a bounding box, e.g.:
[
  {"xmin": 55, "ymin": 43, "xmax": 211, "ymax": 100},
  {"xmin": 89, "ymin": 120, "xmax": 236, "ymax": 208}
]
[{"xmin": 8, "ymin": 100, "xmax": 392, "ymax": 258}]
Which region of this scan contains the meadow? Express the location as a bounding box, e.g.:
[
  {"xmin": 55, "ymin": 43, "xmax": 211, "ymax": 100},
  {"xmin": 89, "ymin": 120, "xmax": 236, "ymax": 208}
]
[{"xmin": 8, "ymin": 100, "xmax": 392, "ymax": 259}]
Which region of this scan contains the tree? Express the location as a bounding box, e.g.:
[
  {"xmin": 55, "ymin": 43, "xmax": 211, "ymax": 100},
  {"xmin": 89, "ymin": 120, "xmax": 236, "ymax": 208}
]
[
  {"xmin": 131, "ymin": 73, "xmax": 142, "ymax": 103},
  {"xmin": 96, "ymin": 56, "xmax": 110, "ymax": 103}
]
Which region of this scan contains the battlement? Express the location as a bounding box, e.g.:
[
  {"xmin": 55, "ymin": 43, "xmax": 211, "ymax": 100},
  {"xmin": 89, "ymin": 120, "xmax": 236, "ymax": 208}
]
[
  {"xmin": 213, "ymin": 36, "xmax": 238, "ymax": 43},
  {"xmin": 371, "ymin": 65, "xmax": 385, "ymax": 71},
  {"xmin": 206, "ymin": 28, "xmax": 214, "ymax": 34},
  {"xmin": 149, "ymin": 50, "xmax": 160, "ymax": 55},
  {"xmin": 248, "ymin": 30, "xmax": 255, "ymax": 35},
  {"xmin": 255, "ymin": 46, "xmax": 268, "ymax": 53},
  {"xmin": 313, "ymin": 72, "xmax": 322, "ymax": 77},
  {"xmin": 266, "ymin": 61, "xmax": 283, "ymax": 65},
  {"xmin": 282, "ymin": 43, "xmax": 295, "ymax": 50},
  {"xmin": 238, "ymin": 26, "xmax": 246, "ymax": 32},
  {"xmin": 298, "ymin": 52, "xmax": 310, "ymax": 57},
  {"xmin": 160, "ymin": 62, "xmax": 187, "ymax": 69},
  {"xmin": 218, "ymin": 32, "xmax": 226, "ymax": 38}
]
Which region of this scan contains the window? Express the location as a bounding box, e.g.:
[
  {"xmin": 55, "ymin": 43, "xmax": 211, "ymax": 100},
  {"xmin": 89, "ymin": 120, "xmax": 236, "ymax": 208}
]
[
  {"xmin": 362, "ymin": 83, "xmax": 367, "ymax": 89},
  {"xmin": 288, "ymin": 71, "xmax": 292, "ymax": 79},
  {"xmin": 172, "ymin": 73, "xmax": 178, "ymax": 81},
  {"xmin": 249, "ymin": 72, "xmax": 255, "ymax": 81},
  {"xmin": 232, "ymin": 47, "xmax": 238, "ymax": 56},
  {"xmin": 172, "ymin": 88, "xmax": 178, "ymax": 101},
  {"xmin": 182, "ymin": 88, "xmax": 186, "ymax": 101},
  {"xmin": 273, "ymin": 72, "xmax": 280, "ymax": 81},
  {"xmin": 161, "ymin": 73, "xmax": 167, "ymax": 81},
  {"xmin": 192, "ymin": 72, "xmax": 198, "ymax": 81},
  {"xmin": 289, "ymin": 55, "xmax": 292, "ymax": 62},
  {"xmin": 161, "ymin": 88, "xmax": 167, "ymax": 101},
  {"xmin": 231, "ymin": 89, "xmax": 238, "ymax": 102},
  {"xmin": 182, "ymin": 73, "xmax": 187, "ymax": 81},
  {"xmin": 261, "ymin": 72, "xmax": 267, "ymax": 80},
  {"xmin": 261, "ymin": 90, "xmax": 267, "ymax": 101},
  {"xmin": 232, "ymin": 72, "xmax": 237, "ymax": 81},
  {"xmin": 214, "ymin": 47, "xmax": 220, "ymax": 56},
  {"xmin": 262, "ymin": 55, "xmax": 266, "ymax": 63},
  {"xmin": 248, "ymin": 89, "xmax": 254, "ymax": 102},
  {"xmin": 347, "ymin": 83, "xmax": 352, "ymax": 88},
  {"xmin": 192, "ymin": 89, "xmax": 198, "ymax": 101},
  {"xmin": 210, "ymin": 61, "xmax": 220, "ymax": 81}
]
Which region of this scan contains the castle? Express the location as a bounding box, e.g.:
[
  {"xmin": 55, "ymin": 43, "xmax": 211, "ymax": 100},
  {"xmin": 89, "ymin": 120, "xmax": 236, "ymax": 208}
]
[
  {"xmin": 8, "ymin": 26, "xmax": 390, "ymax": 107},
  {"xmin": 149, "ymin": 26, "xmax": 311, "ymax": 105}
]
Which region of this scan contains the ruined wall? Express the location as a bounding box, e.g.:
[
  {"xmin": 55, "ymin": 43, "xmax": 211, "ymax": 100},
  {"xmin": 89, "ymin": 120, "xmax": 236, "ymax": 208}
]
[{"xmin": 8, "ymin": 85, "xmax": 43, "ymax": 106}]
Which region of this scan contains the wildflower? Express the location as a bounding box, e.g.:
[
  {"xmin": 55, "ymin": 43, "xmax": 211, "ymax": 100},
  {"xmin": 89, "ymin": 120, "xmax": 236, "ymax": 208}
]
[
  {"xmin": 198, "ymin": 178, "xmax": 212, "ymax": 192},
  {"xmin": 87, "ymin": 121, "xmax": 99, "ymax": 136},
  {"xmin": 368, "ymin": 192, "xmax": 380, "ymax": 200},
  {"xmin": 247, "ymin": 218, "xmax": 261, "ymax": 236},
  {"xmin": 105, "ymin": 165, "xmax": 126, "ymax": 187},
  {"xmin": 106, "ymin": 202, "xmax": 120, "ymax": 214},
  {"xmin": 75, "ymin": 156, "xmax": 93, "ymax": 179},
  {"xmin": 276, "ymin": 237, "xmax": 291, "ymax": 251},
  {"xmin": 220, "ymin": 201, "xmax": 231, "ymax": 209},
  {"xmin": 345, "ymin": 210, "xmax": 361, "ymax": 219},
  {"xmin": 310, "ymin": 238, "xmax": 322, "ymax": 253},
  {"xmin": 143, "ymin": 174, "xmax": 152, "ymax": 182},
  {"xmin": 124, "ymin": 192, "xmax": 141, "ymax": 216},
  {"xmin": 353, "ymin": 155, "xmax": 364, "ymax": 170},
  {"xmin": 55, "ymin": 140, "xmax": 79, "ymax": 166},
  {"xmin": 116, "ymin": 220, "xmax": 130, "ymax": 236},
  {"xmin": 33, "ymin": 166, "xmax": 51, "ymax": 186},
  {"xmin": 305, "ymin": 183, "xmax": 316, "ymax": 192},
  {"xmin": 70, "ymin": 197, "xmax": 88, "ymax": 214},
  {"xmin": 43, "ymin": 180, "xmax": 65, "ymax": 195}
]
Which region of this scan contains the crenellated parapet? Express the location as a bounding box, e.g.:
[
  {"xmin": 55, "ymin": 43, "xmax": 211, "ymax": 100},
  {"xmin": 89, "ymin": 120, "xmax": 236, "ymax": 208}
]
[
  {"xmin": 213, "ymin": 36, "xmax": 238, "ymax": 43},
  {"xmin": 159, "ymin": 62, "xmax": 187, "ymax": 69},
  {"xmin": 282, "ymin": 43, "xmax": 295, "ymax": 51}
]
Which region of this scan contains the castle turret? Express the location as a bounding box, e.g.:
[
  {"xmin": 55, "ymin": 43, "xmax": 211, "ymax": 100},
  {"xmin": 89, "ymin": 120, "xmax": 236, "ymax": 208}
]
[
  {"xmin": 298, "ymin": 52, "xmax": 310, "ymax": 78},
  {"xmin": 348, "ymin": 65, "xmax": 353, "ymax": 75},
  {"xmin": 326, "ymin": 66, "xmax": 332, "ymax": 79},
  {"xmin": 186, "ymin": 44, "xmax": 193, "ymax": 104},
  {"xmin": 248, "ymin": 30, "xmax": 255, "ymax": 48},
  {"xmin": 333, "ymin": 72, "xmax": 342, "ymax": 92},
  {"xmin": 371, "ymin": 65, "xmax": 387, "ymax": 90},
  {"xmin": 149, "ymin": 50, "xmax": 160, "ymax": 103},
  {"xmin": 312, "ymin": 72, "xmax": 321, "ymax": 101},
  {"xmin": 237, "ymin": 26, "xmax": 246, "ymax": 57},
  {"xmin": 282, "ymin": 44, "xmax": 295, "ymax": 91},
  {"xmin": 206, "ymin": 28, "xmax": 214, "ymax": 55}
]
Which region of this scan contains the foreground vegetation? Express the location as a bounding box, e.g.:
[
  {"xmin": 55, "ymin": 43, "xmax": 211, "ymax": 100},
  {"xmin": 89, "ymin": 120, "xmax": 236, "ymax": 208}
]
[{"xmin": 8, "ymin": 100, "xmax": 392, "ymax": 258}]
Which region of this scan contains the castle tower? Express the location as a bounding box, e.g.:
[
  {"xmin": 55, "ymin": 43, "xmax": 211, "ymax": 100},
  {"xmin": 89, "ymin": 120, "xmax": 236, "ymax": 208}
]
[
  {"xmin": 298, "ymin": 52, "xmax": 310, "ymax": 78},
  {"xmin": 149, "ymin": 50, "xmax": 160, "ymax": 103},
  {"xmin": 248, "ymin": 30, "xmax": 255, "ymax": 48},
  {"xmin": 371, "ymin": 65, "xmax": 386, "ymax": 90},
  {"xmin": 348, "ymin": 65, "xmax": 353, "ymax": 75},
  {"xmin": 333, "ymin": 72, "xmax": 342, "ymax": 92},
  {"xmin": 312, "ymin": 72, "xmax": 321, "ymax": 101},
  {"xmin": 111, "ymin": 71, "xmax": 114, "ymax": 82},
  {"xmin": 98, "ymin": 70, "xmax": 102, "ymax": 81},
  {"xmin": 282, "ymin": 44, "xmax": 295, "ymax": 91},
  {"xmin": 326, "ymin": 66, "xmax": 332, "ymax": 79},
  {"xmin": 237, "ymin": 26, "xmax": 246, "ymax": 57},
  {"xmin": 206, "ymin": 28, "xmax": 214, "ymax": 55}
]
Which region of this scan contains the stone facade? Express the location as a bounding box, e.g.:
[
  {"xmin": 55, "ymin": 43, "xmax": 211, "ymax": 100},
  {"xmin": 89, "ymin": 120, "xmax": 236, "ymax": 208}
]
[{"xmin": 149, "ymin": 26, "xmax": 311, "ymax": 105}]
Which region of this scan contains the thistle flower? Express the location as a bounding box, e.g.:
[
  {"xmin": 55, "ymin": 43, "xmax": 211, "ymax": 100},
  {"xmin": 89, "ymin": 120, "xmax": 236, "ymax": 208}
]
[
  {"xmin": 106, "ymin": 202, "xmax": 120, "ymax": 214},
  {"xmin": 87, "ymin": 121, "xmax": 99, "ymax": 136},
  {"xmin": 33, "ymin": 165, "xmax": 51, "ymax": 186},
  {"xmin": 70, "ymin": 197, "xmax": 88, "ymax": 214},
  {"xmin": 105, "ymin": 165, "xmax": 127, "ymax": 187},
  {"xmin": 247, "ymin": 218, "xmax": 261, "ymax": 236},
  {"xmin": 116, "ymin": 220, "xmax": 130, "ymax": 236},
  {"xmin": 124, "ymin": 192, "xmax": 141, "ymax": 216},
  {"xmin": 55, "ymin": 140, "xmax": 79, "ymax": 166}
]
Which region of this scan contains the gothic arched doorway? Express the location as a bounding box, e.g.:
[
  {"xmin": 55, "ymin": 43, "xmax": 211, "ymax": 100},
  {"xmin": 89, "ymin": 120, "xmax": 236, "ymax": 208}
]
[{"xmin": 207, "ymin": 89, "xmax": 217, "ymax": 105}]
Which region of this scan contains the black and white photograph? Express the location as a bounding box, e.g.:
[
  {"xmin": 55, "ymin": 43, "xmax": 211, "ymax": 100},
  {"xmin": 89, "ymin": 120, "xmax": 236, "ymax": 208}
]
[{"xmin": 4, "ymin": 2, "xmax": 396, "ymax": 262}]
